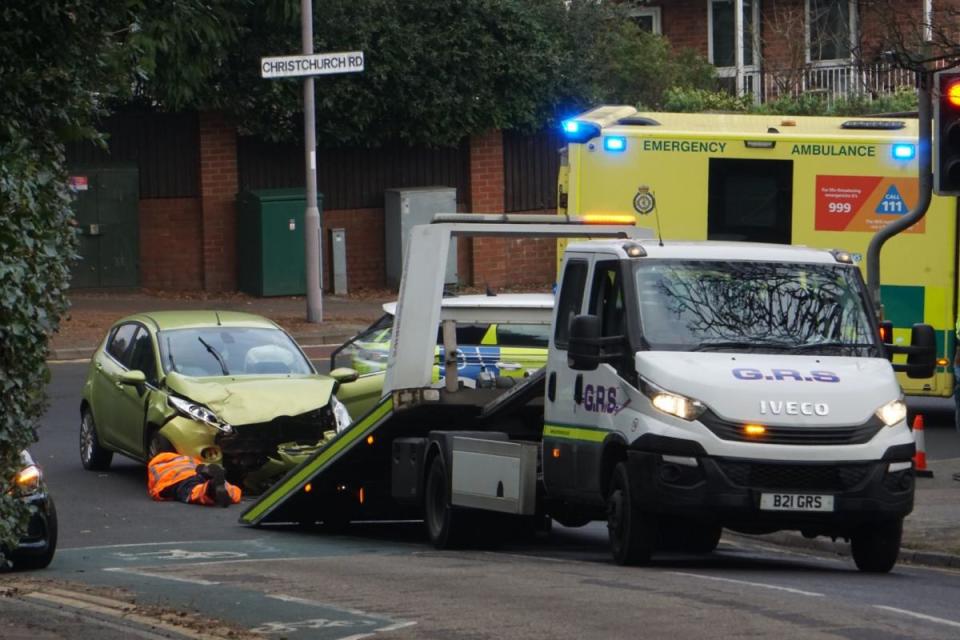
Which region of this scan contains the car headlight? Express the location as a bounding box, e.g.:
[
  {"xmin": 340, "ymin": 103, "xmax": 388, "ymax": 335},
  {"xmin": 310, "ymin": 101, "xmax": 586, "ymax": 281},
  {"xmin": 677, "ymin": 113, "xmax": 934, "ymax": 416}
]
[
  {"xmin": 875, "ymin": 397, "xmax": 907, "ymax": 427},
  {"xmin": 331, "ymin": 396, "xmax": 352, "ymax": 433},
  {"xmin": 13, "ymin": 464, "xmax": 42, "ymax": 496},
  {"xmin": 169, "ymin": 396, "xmax": 234, "ymax": 434},
  {"xmin": 641, "ymin": 379, "xmax": 706, "ymax": 421}
]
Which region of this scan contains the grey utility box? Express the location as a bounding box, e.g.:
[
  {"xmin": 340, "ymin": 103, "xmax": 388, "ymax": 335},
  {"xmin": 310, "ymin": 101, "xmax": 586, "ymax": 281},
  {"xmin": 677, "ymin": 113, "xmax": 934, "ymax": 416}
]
[{"xmin": 385, "ymin": 187, "xmax": 457, "ymax": 288}]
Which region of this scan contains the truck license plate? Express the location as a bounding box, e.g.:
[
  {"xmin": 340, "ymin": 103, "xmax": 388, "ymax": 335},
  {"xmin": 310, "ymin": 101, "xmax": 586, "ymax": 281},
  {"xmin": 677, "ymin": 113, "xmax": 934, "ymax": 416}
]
[{"xmin": 760, "ymin": 493, "xmax": 834, "ymax": 512}]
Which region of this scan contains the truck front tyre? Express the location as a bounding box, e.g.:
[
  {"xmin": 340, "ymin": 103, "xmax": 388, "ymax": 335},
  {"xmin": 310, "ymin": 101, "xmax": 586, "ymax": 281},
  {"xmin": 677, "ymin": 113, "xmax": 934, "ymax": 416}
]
[
  {"xmin": 851, "ymin": 519, "xmax": 903, "ymax": 573},
  {"xmin": 424, "ymin": 455, "xmax": 464, "ymax": 549},
  {"xmin": 607, "ymin": 462, "xmax": 656, "ymax": 566}
]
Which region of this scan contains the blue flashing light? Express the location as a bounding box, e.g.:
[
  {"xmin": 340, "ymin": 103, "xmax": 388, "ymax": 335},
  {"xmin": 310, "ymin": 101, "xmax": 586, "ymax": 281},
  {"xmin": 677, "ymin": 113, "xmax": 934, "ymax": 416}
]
[
  {"xmin": 604, "ymin": 136, "xmax": 627, "ymax": 152},
  {"xmin": 562, "ymin": 120, "xmax": 580, "ymax": 134},
  {"xmin": 892, "ymin": 143, "xmax": 915, "ymax": 160}
]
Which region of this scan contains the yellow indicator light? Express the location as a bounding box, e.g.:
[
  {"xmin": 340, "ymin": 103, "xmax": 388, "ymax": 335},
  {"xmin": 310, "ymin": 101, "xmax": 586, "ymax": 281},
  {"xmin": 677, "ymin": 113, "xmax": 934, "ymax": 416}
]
[
  {"xmin": 744, "ymin": 424, "xmax": 767, "ymax": 436},
  {"xmin": 15, "ymin": 465, "xmax": 40, "ymax": 487},
  {"xmin": 552, "ymin": 448, "xmax": 561, "ymax": 459},
  {"xmin": 304, "ymin": 483, "xmax": 313, "ymax": 493},
  {"xmin": 937, "ymin": 357, "xmax": 949, "ymax": 367},
  {"xmin": 366, "ymin": 435, "xmax": 375, "ymax": 445},
  {"xmin": 582, "ymin": 213, "xmax": 637, "ymax": 225},
  {"xmin": 359, "ymin": 487, "xmax": 365, "ymax": 505}
]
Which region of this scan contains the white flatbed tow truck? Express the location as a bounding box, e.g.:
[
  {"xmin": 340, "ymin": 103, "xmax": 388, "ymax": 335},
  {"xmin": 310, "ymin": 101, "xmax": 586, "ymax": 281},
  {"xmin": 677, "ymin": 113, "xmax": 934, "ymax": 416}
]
[{"xmin": 242, "ymin": 214, "xmax": 935, "ymax": 572}]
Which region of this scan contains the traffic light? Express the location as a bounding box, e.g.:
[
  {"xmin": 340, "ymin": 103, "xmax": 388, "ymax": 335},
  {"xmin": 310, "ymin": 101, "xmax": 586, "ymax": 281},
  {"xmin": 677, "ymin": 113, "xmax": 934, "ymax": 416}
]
[{"xmin": 934, "ymin": 70, "xmax": 960, "ymax": 195}]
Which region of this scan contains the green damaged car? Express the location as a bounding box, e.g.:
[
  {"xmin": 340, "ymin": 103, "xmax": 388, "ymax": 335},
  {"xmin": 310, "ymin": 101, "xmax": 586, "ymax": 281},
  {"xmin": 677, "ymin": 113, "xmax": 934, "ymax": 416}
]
[{"xmin": 79, "ymin": 311, "xmax": 352, "ymax": 490}]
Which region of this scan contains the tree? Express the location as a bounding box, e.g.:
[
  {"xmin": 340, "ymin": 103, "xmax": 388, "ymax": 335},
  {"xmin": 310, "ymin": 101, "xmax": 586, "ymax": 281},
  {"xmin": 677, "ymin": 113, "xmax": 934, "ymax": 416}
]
[{"xmin": 0, "ymin": 0, "xmax": 145, "ymax": 562}]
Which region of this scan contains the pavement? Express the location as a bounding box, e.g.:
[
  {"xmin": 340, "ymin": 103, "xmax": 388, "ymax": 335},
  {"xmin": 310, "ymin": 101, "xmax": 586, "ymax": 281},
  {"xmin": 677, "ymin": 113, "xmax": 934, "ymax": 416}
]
[
  {"xmin": 48, "ymin": 289, "xmax": 393, "ymax": 360},
  {"xmin": 13, "ymin": 288, "xmax": 960, "ymax": 636}
]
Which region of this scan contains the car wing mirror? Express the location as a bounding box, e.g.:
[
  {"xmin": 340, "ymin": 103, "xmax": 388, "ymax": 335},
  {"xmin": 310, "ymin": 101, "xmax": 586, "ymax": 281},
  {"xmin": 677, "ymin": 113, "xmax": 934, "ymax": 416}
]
[
  {"xmin": 119, "ymin": 370, "xmax": 147, "ymax": 386},
  {"xmin": 329, "ymin": 367, "xmax": 360, "ymax": 385}
]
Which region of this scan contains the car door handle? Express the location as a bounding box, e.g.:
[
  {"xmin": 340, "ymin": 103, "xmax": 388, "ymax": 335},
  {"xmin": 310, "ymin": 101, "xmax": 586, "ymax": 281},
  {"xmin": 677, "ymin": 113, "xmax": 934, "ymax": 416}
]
[
  {"xmin": 574, "ymin": 374, "xmax": 583, "ymax": 405},
  {"xmin": 548, "ymin": 372, "xmax": 556, "ymax": 401},
  {"xmin": 496, "ymin": 361, "xmax": 522, "ymax": 370}
]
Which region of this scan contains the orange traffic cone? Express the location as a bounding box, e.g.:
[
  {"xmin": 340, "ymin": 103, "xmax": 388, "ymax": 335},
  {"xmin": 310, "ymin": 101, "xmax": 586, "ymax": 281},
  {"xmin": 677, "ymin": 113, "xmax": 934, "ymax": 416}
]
[{"xmin": 912, "ymin": 414, "xmax": 934, "ymax": 478}]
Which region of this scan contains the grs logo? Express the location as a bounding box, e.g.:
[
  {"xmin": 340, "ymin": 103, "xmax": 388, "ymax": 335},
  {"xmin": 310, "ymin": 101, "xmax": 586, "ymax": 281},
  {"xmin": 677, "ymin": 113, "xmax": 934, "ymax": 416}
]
[
  {"xmin": 733, "ymin": 368, "xmax": 840, "ymax": 383},
  {"xmin": 583, "ymin": 384, "xmax": 619, "ymax": 413}
]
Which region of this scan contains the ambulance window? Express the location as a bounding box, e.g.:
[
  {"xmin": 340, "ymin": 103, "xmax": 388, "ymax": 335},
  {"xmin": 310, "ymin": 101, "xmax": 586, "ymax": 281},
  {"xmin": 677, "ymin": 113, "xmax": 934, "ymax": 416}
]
[
  {"xmin": 708, "ymin": 158, "xmax": 792, "ymax": 245},
  {"xmin": 554, "ymin": 260, "xmax": 588, "ymax": 349}
]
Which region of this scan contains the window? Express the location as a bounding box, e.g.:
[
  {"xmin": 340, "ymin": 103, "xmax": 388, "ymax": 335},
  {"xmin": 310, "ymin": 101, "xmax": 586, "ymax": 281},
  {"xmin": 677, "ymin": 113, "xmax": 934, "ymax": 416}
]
[
  {"xmin": 554, "ymin": 260, "xmax": 588, "ymax": 348},
  {"xmin": 709, "ymin": 0, "xmax": 757, "ymax": 68},
  {"xmin": 589, "ymin": 261, "xmax": 626, "ymax": 339},
  {"xmin": 626, "ymin": 6, "xmax": 661, "ymax": 34},
  {"xmin": 808, "ymin": 0, "xmax": 854, "ymax": 62},
  {"xmin": 106, "ymin": 324, "xmax": 138, "ymax": 366},
  {"xmin": 128, "ymin": 327, "xmax": 159, "ymax": 384}
]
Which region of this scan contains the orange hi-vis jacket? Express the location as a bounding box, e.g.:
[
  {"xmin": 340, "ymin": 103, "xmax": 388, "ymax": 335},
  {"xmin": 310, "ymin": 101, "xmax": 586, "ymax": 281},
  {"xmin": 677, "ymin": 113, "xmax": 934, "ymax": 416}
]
[{"xmin": 147, "ymin": 453, "xmax": 241, "ymax": 505}]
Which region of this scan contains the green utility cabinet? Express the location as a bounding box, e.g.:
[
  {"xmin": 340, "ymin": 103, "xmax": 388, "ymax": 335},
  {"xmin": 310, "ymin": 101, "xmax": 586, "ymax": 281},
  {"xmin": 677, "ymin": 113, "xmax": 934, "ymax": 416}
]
[{"xmin": 236, "ymin": 188, "xmax": 322, "ymax": 297}]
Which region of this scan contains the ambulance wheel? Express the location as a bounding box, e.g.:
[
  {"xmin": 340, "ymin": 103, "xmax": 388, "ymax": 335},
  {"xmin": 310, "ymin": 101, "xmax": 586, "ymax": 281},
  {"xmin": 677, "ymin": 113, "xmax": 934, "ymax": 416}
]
[
  {"xmin": 80, "ymin": 409, "xmax": 112, "ymax": 471},
  {"xmin": 851, "ymin": 519, "xmax": 902, "ymax": 573},
  {"xmin": 607, "ymin": 462, "xmax": 656, "ymax": 566},
  {"xmin": 424, "ymin": 454, "xmax": 465, "ymax": 549}
]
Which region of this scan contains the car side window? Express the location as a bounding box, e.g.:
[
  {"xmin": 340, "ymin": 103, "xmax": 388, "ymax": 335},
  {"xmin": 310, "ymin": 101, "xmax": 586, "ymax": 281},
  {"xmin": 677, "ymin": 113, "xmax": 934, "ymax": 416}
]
[
  {"xmin": 554, "ymin": 259, "xmax": 588, "ymax": 349},
  {"xmin": 128, "ymin": 327, "xmax": 159, "ymax": 384},
  {"xmin": 106, "ymin": 324, "xmax": 138, "ymax": 367}
]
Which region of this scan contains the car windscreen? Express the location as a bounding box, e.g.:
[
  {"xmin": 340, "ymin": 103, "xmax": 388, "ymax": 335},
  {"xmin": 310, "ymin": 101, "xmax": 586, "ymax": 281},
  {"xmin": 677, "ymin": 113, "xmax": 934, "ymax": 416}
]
[
  {"xmin": 634, "ymin": 260, "xmax": 880, "ymax": 356},
  {"xmin": 158, "ymin": 327, "xmax": 313, "ymax": 377}
]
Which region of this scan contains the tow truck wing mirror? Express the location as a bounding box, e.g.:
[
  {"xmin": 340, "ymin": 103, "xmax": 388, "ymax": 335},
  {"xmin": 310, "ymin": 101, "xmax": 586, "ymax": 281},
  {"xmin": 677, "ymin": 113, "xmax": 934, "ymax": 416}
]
[
  {"xmin": 568, "ymin": 314, "xmax": 601, "ymax": 371},
  {"xmin": 888, "ymin": 323, "xmax": 936, "ymax": 379}
]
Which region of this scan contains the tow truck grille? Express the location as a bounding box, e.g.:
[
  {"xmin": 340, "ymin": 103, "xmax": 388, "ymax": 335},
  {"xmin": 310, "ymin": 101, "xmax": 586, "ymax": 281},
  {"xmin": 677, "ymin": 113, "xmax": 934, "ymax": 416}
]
[
  {"xmin": 716, "ymin": 461, "xmax": 872, "ymax": 491},
  {"xmin": 700, "ymin": 412, "xmax": 883, "ymax": 445}
]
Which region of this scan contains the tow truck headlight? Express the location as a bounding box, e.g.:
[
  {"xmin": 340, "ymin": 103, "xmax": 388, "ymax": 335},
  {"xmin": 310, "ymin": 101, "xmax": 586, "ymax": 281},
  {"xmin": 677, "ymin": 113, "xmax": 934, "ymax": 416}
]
[
  {"xmin": 875, "ymin": 398, "xmax": 907, "ymax": 427},
  {"xmin": 641, "ymin": 379, "xmax": 706, "ymax": 421},
  {"xmin": 168, "ymin": 396, "xmax": 234, "ymax": 434},
  {"xmin": 331, "ymin": 396, "xmax": 352, "ymax": 433}
]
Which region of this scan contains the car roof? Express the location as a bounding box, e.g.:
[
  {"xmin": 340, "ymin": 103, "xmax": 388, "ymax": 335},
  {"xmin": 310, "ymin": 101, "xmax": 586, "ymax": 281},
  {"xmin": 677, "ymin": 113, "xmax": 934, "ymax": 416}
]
[
  {"xmin": 117, "ymin": 311, "xmax": 281, "ymax": 332},
  {"xmin": 382, "ymin": 293, "xmax": 554, "ymax": 316}
]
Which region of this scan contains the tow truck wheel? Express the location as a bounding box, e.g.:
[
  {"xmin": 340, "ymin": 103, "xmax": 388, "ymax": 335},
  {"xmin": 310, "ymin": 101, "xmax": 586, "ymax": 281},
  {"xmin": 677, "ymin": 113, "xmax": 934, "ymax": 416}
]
[
  {"xmin": 607, "ymin": 462, "xmax": 656, "ymax": 565},
  {"xmin": 80, "ymin": 409, "xmax": 112, "ymax": 471},
  {"xmin": 851, "ymin": 519, "xmax": 903, "ymax": 573},
  {"xmin": 424, "ymin": 454, "xmax": 464, "ymax": 549}
]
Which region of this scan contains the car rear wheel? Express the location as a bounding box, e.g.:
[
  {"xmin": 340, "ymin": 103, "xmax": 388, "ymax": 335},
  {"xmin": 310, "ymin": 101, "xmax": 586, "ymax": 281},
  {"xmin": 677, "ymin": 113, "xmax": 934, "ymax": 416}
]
[{"xmin": 80, "ymin": 409, "xmax": 112, "ymax": 471}]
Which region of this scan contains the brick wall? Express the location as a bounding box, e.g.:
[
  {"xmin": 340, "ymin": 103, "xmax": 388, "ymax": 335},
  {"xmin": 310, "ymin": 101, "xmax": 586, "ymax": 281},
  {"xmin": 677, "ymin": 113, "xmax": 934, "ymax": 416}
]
[
  {"xmin": 139, "ymin": 198, "xmax": 203, "ymax": 290},
  {"xmin": 199, "ymin": 112, "xmax": 238, "ymax": 292},
  {"xmin": 321, "ymin": 208, "xmax": 385, "ymax": 290},
  {"xmin": 655, "ymin": 0, "xmax": 708, "ymax": 56}
]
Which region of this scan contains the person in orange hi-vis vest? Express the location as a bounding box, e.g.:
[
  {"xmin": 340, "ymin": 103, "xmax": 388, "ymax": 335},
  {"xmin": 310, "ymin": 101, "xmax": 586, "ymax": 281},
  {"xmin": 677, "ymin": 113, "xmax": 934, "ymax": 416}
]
[{"xmin": 147, "ymin": 452, "xmax": 241, "ymax": 507}]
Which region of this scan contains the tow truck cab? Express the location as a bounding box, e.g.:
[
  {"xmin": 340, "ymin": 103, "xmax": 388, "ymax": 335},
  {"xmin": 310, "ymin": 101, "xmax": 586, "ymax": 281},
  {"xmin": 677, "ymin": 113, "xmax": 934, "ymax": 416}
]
[{"xmin": 543, "ymin": 238, "xmax": 935, "ymax": 570}]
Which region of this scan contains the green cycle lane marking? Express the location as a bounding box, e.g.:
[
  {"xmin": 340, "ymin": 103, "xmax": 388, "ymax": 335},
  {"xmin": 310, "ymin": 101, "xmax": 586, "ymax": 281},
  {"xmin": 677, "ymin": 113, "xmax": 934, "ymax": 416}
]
[{"xmin": 241, "ymin": 397, "xmax": 394, "ymax": 524}]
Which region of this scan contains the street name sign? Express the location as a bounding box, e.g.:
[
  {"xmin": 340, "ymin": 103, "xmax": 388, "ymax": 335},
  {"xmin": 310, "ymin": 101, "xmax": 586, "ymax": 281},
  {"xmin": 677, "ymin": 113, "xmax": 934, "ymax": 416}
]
[{"xmin": 260, "ymin": 51, "xmax": 364, "ymax": 79}]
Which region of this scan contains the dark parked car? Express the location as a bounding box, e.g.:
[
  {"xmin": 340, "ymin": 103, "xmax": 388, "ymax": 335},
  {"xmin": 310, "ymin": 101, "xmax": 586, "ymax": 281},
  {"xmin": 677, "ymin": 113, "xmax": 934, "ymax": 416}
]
[{"xmin": 2, "ymin": 451, "xmax": 57, "ymax": 571}]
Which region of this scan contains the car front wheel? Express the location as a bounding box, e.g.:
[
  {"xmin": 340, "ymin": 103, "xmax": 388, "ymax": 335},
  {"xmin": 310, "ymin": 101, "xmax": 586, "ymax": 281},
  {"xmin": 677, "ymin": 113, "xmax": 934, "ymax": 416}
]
[{"xmin": 80, "ymin": 409, "xmax": 113, "ymax": 471}]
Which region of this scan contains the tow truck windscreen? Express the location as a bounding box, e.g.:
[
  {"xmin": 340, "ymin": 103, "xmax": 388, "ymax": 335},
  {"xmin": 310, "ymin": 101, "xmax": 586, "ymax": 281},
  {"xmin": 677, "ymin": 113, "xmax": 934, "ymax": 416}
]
[{"xmin": 635, "ymin": 261, "xmax": 880, "ymax": 356}]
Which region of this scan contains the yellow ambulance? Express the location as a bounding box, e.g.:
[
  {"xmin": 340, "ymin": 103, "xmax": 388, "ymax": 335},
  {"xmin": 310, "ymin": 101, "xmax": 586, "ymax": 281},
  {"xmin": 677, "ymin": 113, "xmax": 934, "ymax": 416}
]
[{"xmin": 558, "ymin": 106, "xmax": 955, "ymax": 396}]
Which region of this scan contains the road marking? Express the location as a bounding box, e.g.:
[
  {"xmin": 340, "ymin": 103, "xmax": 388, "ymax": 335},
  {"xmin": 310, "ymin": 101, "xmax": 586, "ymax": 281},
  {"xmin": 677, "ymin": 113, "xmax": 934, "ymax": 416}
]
[
  {"xmin": 104, "ymin": 567, "xmax": 220, "ymax": 585},
  {"xmin": 339, "ymin": 620, "xmax": 418, "ymax": 640},
  {"xmin": 874, "ymin": 605, "xmax": 960, "ymax": 629},
  {"xmin": 48, "ymin": 358, "xmax": 91, "ymax": 364},
  {"xmin": 23, "ymin": 590, "xmax": 230, "ymax": 640},
  {"xmin": 114, "ymin": 549, "xmax": 249, "ymax": 561},
  {"xmin": 668, "ymin": 571, "xmax": 824, "ymax": 597},
  {"xmin": 65, "ymin": 539, "xmax": 257, "ymax": 551}
]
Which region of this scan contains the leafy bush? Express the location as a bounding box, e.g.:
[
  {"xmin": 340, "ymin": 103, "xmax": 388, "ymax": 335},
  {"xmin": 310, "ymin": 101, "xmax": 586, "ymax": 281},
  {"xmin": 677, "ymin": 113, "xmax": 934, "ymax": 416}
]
[
  {"xmin": 0, "ymin": 0, "xmax": 135, "ymax": 562},
  {"xmin": 656, "ymin": 85, "xmax": 918, "ymax": 117}
]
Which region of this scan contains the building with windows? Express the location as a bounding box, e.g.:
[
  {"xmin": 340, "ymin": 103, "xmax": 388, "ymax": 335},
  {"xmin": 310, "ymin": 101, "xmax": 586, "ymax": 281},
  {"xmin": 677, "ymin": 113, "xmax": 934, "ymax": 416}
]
[{"xmin": 628, "ymin": 1, "xmax": 957, "ymax": 103}]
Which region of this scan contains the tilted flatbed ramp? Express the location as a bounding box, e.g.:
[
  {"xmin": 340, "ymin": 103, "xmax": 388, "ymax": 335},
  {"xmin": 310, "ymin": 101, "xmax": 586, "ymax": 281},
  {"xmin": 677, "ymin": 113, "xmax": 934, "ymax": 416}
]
[{"xmin": 241, "ymin": 215, "xmax": 644, "ymax": 526}]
